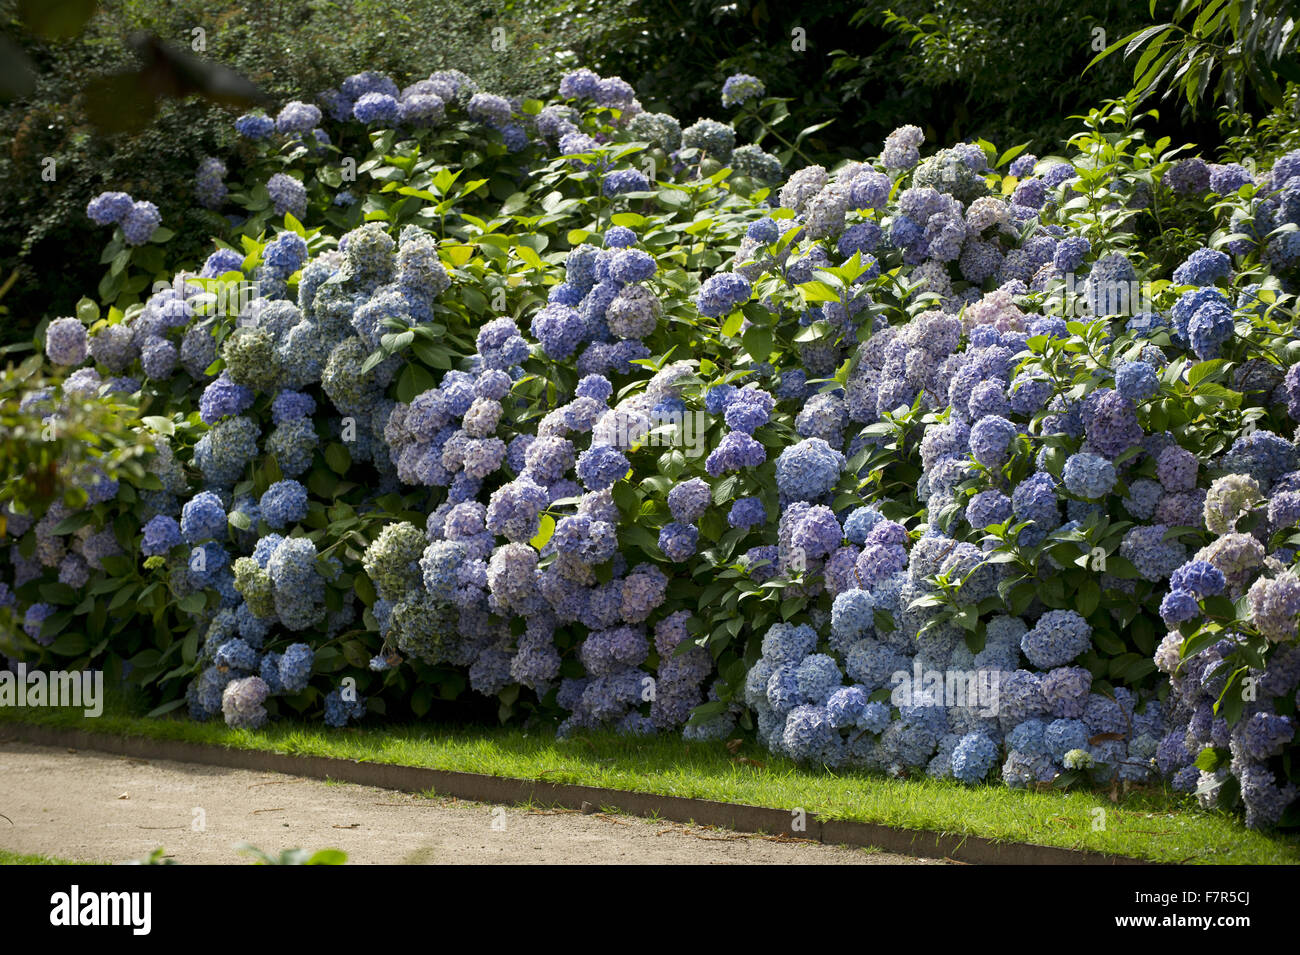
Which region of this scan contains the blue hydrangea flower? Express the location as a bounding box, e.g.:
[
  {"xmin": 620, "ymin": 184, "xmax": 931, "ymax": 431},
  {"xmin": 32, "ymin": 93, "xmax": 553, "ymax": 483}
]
[
  {"xmin": 704, "ymin": 431, "xmax": 767, "ymax": 476},
  {"xmin": 354, "ymin": 92, "xmax": 400, "ymax": 124},
  {"xmin": 180, "ymin": 492, "xmax": 228, "ymax": 544},
  {"xmin": 658, "ymin": 522, "xmax": 699, "ymax": 562},
  {"xmin": 775, "ymin": 438, "xmax": 844, "ymax": 501},
  {"xmin": 603, "ymin": 169, "xmax": 651, "ymax": 197},
  {"xmin": 951, "ymin": 733, "xmax": 998, "ymax": 783},
  {"xmin": 142, "ymin": 515, "xmax": 182, "ymax": 556},
  {"xmin": 44, "ymin": 317, "xmax": 88, "ymax": 366},
  {"xmin": 728, "ymin": 497, "xmax": 766, "ymax": 528},
  {"xmin": 86, "ymin": 191, "xmax": 134, "ymax": 225},
  {"xmin": 1052, "ymin": 235, "xmax": 1091, "ymax": 272},
  {"xmin": 831, "ymin": 589, "xmax": 875, "ymax": 644},
  {"xmin": 696, "ymin": 273, "xmax": 751, "ymax": 318},
  {"xmin": 576, "ymin": 445, "xmax": 631, "ymax": 491},
  {"xmin": 266, "ymin": 174, "xmax": 307, "ymax": 218},
  {"xmin": 667, "ymin": 478, "xmax": 711, "ymax": 522},
  {"xmin": 969, "ymin": 415, "xmax": 1019, "ymax": 468},
  {"xmin": 1160, "ymin": 588, "xmax": 1201, "ymax": 624},
  {"xmin": 121, "ymin": 201, "xmax": 161, "ymax": 245},
  {"xmin": 1021, "ymin": 610, "xmax": 1092, "ymax": 669},
  {"xmin": 1062, "ymin": 452, "xmax": 1117, "ymax": 499},
  {"xmin": 260, "ymin": 480, "xmax": 309, "ymax": 529},
  {"xmin": 277, "ymin": 643, "xmax": 314, "ymax": 694},
  {"xmin": 721, "ymin": 73, "xmax": 765, "ymax": 108},
  {"xmin": 1170, "ymin": 560, "xmax": 1226, "ymax": 597},
  {"xmin": 1115, "ymin": 361, "xmax": 1159, "ymax": 402},
  {"xmin": 1172, "ymin": 247, "xmax": 1231, "ymax": 286},
  {"xmin": 235, "ymin": 112, "xmax": 275, "ymax": 139}
]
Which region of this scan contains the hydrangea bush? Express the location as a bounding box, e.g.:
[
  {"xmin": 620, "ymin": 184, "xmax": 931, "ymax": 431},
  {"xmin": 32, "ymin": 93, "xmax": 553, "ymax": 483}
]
[{"xmin": 4, "ymin": 71, "xmax": 1300, "ymax": 829}]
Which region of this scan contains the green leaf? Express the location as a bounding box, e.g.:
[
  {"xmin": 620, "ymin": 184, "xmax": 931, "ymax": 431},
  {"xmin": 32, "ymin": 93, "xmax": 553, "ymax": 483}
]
[
  {"xmin": 611, "ymin": 482, "xmax": 640, "ymax": 514},
  {"xmin": 50, "ymin": 511, "xmax": 93, "ymax": 536},
  {"xmin": 109, "ymin": 582, "xmax": 139, "ymax": 611},
  {"xmin": 75, "ymin": 297, "xmax": 100, "ymax": 323},
  {"xmin": 100, "ymin": 555, "xmax": 133, "ymax": 577},
  {"xmin": 1076, "ymin": 578, "xmax": 1101, "ymax": 617},
  {"xmin": 516, "ymin": 245, "xmax": 544, "ymax": 270},
  {"xmin": 720, "ymin": 310, "xmax": 744, "ymax": 339},
  {"xmin": 395, "ymin": 363, "xmax": 436, "ymax": 403},
  {"xmin": 995, "ymin": 142, "xmax": 1031, "ymax": 169},
  {"xmin": 305, "ymin": 849, "xmax": 348, "ymax": 866},
  {"xmin": 530, "ymin": 514, "xmax": 556, "ymax": 550},
  {"xmin": 1186, "ymin": 359, "xmax": 1228, "ymax": 388},
  {"xmin": 742, "ymin": 326, "xmax": 773, "ymax": 362},
  {"xmin": 146, "ymin": 699, "xmax": 188, "ymax": 718},
  {"xmin": 39, "ymin": 582, "xmax": 80, "ymax": 605},
  {"xmin": 51, "ymin": 633, "xmax": 89, "ymax": 655},
  {"xmin": 798, "ymin": 280, "xmax": 842, "ymax": 303},
  {"xmin": 142, "ymin": 415, "xmax": 175, "ymax": 436},
  {"xmin": 324, "ymin": 442, "xmax": 351, "ymax": 476}
]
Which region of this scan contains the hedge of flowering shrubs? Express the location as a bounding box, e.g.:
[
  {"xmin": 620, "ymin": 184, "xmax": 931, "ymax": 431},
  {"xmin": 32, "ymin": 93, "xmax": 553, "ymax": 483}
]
[{"xmin": 4, "ymin": 64, "xmax": 1300, "ymax": 829}]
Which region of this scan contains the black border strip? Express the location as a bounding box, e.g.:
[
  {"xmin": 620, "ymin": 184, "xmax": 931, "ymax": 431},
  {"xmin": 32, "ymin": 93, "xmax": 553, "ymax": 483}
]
[{"xmin": 1, "ymin": 723, "xmax": 1149, "ymax": 865}]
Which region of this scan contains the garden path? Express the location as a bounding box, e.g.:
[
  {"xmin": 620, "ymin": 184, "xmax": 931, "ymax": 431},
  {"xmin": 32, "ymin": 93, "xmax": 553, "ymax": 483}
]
[{"xmin": 0, "ymin": 742, "xmax": 943, "ymax": 865}]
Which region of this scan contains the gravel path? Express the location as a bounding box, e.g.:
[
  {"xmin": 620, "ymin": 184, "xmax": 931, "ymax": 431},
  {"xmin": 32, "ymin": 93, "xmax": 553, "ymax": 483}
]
[{"xmin": 0, "ymin": 742, "xmax": 943, "ymax": 865}]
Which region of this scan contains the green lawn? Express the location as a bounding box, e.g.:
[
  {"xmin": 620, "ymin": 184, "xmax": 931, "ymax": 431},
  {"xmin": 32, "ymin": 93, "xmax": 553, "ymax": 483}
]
[
  {"xmin": 0, "ymin": 848, "xmax": 86, "ymax": 865},
  {"xmin": 2, "ymin": 691, "xmax": 1296, "ymax": 864}
]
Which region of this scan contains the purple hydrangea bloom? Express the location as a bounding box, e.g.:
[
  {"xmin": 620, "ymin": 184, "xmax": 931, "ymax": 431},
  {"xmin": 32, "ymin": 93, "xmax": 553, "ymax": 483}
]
[
  {"xmin": 576, "ymin": 445, "xmax": 631, "ymax": 491},
  {"xmin": 354, "ymin": 92, "xmax": 400, "ymax": 124},
  {"xmin": 44, "ymin": 317, "xmax": 88, "ymax": 366},
  {"xmin": 122, "ymin": 201, "xmax": 161, "ymax": 245},
  {"xmin": 86, "ymin": 191, "xmax": 134, "ymax": 225},
  {"xmin": 659, "ymin": 522, "xmax": 699, "ymax": 562},
  {"xmin": 1115, "ymin": 361, "xmax": 1159, "ymax": 402},
  {"xmin": 1062, "ymin": 452, "xmax": 1117, "ymax": 499},
  {"xmin": 969, "ymin": 415, "xmax": 1019, "ymax": 468},
  {"xmin": 775, "ymin": 438, "xmax": 844, "ymax": 501},
  {"xmin": 1160, "ymin": 588, "xmax": 1201, "ymax": 624},
  {"xmin": 181, "ymin": 491, "xmax": 228, "ymax": 543},
  {"xmin": 705, "ymin": 431, "xmax": 767, "ymax": 476},
  {"xmin": 603, "ymin": 169, "xmax": 651, "ymax": 197},
  {"xmin": 1163, "ymin": 158, "xmax": 1210, "ymax": 194},
  {"xmin": 721, "ymin": 73, "xmax": 765, "ymax": 108},
  {"xmin": 260, "ymin": 480, "xmax": 309, "ymax": 529},
  {"xmin": 1172, "ymin": 248, "xmax": 1231, "ymax": 286},
  {"xmin": 235, "ymin": 113, "xmax": 275, "ymax": 140},
  {"xmin": 667, "ymin": 478, "xmax": 711, "ymax": 523},
  {"xmin": 696, "ymin": 273, "xmax": 751, "ymax": 318},
  {"xmin": 142, "ymin": 515, "xmax": 182, "ymax": 556},
  {"xmin": 266, "ymin": 174, "xmax": 307, "ymax": 218},
  {"xmin": 728, "ymin": 497, "xmax": 766, "ymax": 528}
]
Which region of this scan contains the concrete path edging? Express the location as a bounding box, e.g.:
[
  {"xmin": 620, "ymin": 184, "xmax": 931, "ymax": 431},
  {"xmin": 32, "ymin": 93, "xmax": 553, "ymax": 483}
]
[{"xmin": 1, "ymin": 722, "xmax": 1148, "ymax": 865}]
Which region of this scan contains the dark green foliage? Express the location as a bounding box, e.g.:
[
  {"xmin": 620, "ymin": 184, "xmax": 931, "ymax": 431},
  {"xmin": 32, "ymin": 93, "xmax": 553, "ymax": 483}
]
[
  {"xmin": 564, "ymin": 0, "xmax": 1147, "ymax": 159},
  {"xmin": 1090, "ymin": 0, "xmax": 1300, "ymax": 116},
  {"xmin": 0, "ymin": 0, "xmax": 573, "ymax": 340}
]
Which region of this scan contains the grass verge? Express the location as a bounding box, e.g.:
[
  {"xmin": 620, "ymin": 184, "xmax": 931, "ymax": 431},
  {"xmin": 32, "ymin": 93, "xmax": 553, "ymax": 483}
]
[
  {"xmin": 0, "ymin": 848, "xmax": 86, "ymax": 865},
  {"xmin": 2, "ymin": 690, "xmax": 1296, "ymax": 864}
]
